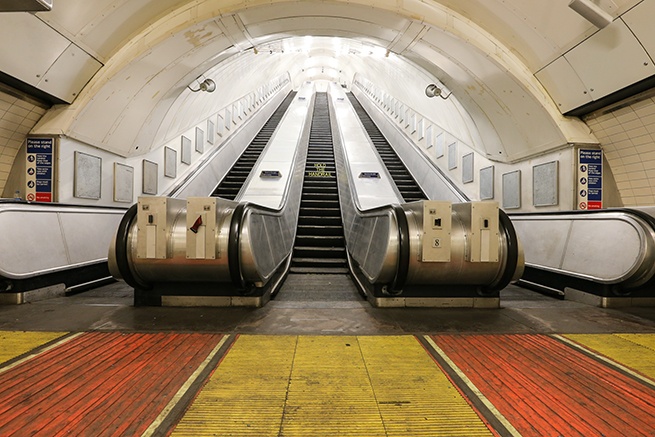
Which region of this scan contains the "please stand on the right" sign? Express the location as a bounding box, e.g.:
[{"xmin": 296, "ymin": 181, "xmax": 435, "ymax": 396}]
[
  {"xmin": 25, "ymin": 137, "xmax": 54, "ymax": 203},
  {"xmin": 577, "ymin": 149, "xmax": 603, "ymax": 210}
]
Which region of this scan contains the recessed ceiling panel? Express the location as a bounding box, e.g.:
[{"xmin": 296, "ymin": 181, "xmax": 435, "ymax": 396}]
[
  {"xmin": 245, "ymin": 17, "xmax": 399, "ymax": 44},
  {"xmin": 564, "ymin": 19, "xmax": 655, "ymax": 100}
]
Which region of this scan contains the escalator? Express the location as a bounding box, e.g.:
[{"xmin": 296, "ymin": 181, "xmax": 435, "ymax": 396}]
[
  {"xmin": 211, "ymin": 91, "xmax": 297, "ymax": 199},
  {"xmin": 346, "ymin": 93, "xmax": 427, "ymax": 202},
  {"xmin": 289, "ymin": 92, "xmax": 348, "ymax": 275}
]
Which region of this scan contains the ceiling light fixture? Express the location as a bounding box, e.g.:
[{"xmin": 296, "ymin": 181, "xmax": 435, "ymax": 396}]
[{"xmin": 425, "ymin": 84, "xmax": 452, "ymax": 100}]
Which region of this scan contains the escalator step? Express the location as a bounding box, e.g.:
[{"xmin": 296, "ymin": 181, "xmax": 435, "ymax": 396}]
[
  {"xmin": 288, "ymin": 266, "xmax": 350, "ymax": 274},
  {"xmin": 295, "ymin": 235, "xmax": 344, "ymax": 246},
  {"xmin": 291, "ymin": 257, "xmax": 347, "ymax": 266},
  {"xmin": 297, "ymin": 225, "xmax": 343, "ymax": 237},
  {"xmin": 293, "ymin": 247, "xmax": 346, "ymax": 258}
]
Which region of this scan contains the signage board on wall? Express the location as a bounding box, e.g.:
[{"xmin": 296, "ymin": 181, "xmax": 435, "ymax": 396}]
[
  {"xmin": 577, "ymin": 149, "xmax": 602, "ymax": 210},
  {"xmin": 25, "ymin": 137, "xmax": 55, "ymax": 202}
]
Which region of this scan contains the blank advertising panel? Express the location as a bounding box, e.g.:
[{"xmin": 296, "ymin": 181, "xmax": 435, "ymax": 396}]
[
  {"xmin": 181, "ymin": 136, "xmax": 191, "ymax": 164},
  {"xmin": 462, "ymin": 153, "xmax": 474, "ymax": 184},
  {"xmin": 502, "ymin": 170, "xmax": 521, "ymax": 209},
  {"xmin": 74, "ymin": 151, "xmax": 101, "ymax": 199},
  {"xmin": 195, "ymin": 127, "xmax": 204, "ymax": 153},
  {"xmin": 164, "ymin": 146, "xmax": 177, "ymax": 178},
  {"xmin": 480, "ymin": 166, "xmax": 494, "ymax": 200},
  {"xmin": 533, "ymin": 161, "xmax": 558, "ymax": 207},
  {"xmin": 113, "ymin": 163, "xmax": 134, "ymax": 203},
  {"xmin": 448, "ymin": 141, "xmax": 457, "ymax": 170},
  {"xmin": 142, "ymin": 160, "xmax": 158, "ymax": 195}
]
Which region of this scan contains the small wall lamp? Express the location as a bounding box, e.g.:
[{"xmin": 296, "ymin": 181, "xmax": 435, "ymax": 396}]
[
  {"xmin": 425, "ymin": 84, "xmax": 452, "ymax": 100},
  {"xmin": 188, "ymin": 77, "xmax": 216, "ymax": 93}
]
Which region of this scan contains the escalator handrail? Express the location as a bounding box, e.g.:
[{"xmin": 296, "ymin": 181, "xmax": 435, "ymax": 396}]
[
  {"xmin": 0, "ymin": 199, "xmax": 127, "ymax": 211},
  {"xmin": 114, "ymin": 204, "xmax": 151, "ymax": 290},
  {"xmin": 228, "ymin": 202, "xmax": 247, "ymax": 289},
  {"xmin": 482, "ymin": 209, "xmax": 521, "ymax": 293},
  {"xmin": 510, "ymin": 207, "xmax": 655, "ymax": 224},
  {"xmin": 391, "ymin": 205, "xmax": 410, "ymax": 292}
]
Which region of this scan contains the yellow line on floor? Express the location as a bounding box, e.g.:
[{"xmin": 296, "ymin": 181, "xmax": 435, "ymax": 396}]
[
  {"xmin": 142, "ymin": 334, "xmax": 231, "ymax": 437},
  {"xmin": 0, "ymin": 331, "xmax": 70, "ymax": 369},
  {"xmin": 280, "ymin": 336, "xmax": 386, "ymax": 436},
  {"xmin": 171, "ymin": 335, "xmax": 297, "ymax": 437},
  {"xmin": 172, "ymin": 335, "xmax": 496, "ymax": 436},
  {"xmin": 560, "ymin": 334, "xmax": 655, "ymax": 383}
]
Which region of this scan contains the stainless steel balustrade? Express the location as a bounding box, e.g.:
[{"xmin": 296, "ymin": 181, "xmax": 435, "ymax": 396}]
[
  {"xmin": 0, "ymin": 201, "xmax": 125, "ymax": 303},
  {"xmin": 511, "ymin": 208, "xmax": 655, "ymax": 298},
  {"xmin": 109, "ymin": 90, "xmax": 313, "ymax": 305},
  {"xmin": 329, "ymin": 84, "xmax": 524, "ymax": 306}
]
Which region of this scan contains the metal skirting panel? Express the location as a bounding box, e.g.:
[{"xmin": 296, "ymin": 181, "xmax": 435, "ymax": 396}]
[
  {"xmin": 429, "ymin": 334, "xmax": 655, "ymax": 436},
  {"xmin": 162, "ymin": 295, "xmax": 266, "ymax": 307},
  {"xmin": 566, "ymin": 287, "xmax": 655, "ymax": 307},
  {"xmin": 0, "ymin": 332, "xmax": 224, "ymax": 436},
  {"xmin": 0, "ymin": 331, "xmax": 66, "ymax": 364},
  {"xmin": 369, "ymin": 297, "xmax": 499, "ymax": 308},
  {"xmin": 172, "ymin": 335, "xmax": 492, "ymax": 436},
  {"xmin": 0, "ymin": 284, "xmax": 66, "ymax": 305}
]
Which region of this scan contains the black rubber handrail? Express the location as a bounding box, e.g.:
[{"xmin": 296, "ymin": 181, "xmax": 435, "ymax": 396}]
[
  {"xmin": 228, "ymin": 203, "xmax": 247, "ymax": 289},
  {"xmin": 391, "ymin": 205, "xmax": 410, "ymax": 293},
  {"xmin": 114, "ymin": 204, "xmax": 151, "ymax": 290},
  {"xmin": 0, "ymin": 199, "xmax": 127, "ymax": 211},
  {"xmin": 482, "ymin": 209, "xmax": 520, "ymax": 294}
]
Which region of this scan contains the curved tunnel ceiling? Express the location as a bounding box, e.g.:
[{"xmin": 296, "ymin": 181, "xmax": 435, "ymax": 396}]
[{"xmin": 32, "ymin": 0, "xmax": 603, "ymax": 162}]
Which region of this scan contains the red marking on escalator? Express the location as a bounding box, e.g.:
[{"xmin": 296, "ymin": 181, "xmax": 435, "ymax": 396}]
[
  {"xmin": 0, "ymin": 332, "xmax": 223, "ymax": 436},
  {"xmin": 430, "ymin": 334, "xmax": 655, "ymax": 436}
]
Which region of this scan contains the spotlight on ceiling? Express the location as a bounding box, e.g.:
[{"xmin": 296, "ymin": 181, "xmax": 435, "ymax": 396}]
[
  {"xmin": 425, "ymin": 84, "xmax": 452, "ymax": 100},
  {"xmin": 568, "ymin": 0, "xmax": 613, "ymax": 29},
  {"xmin": 188, "ymin": 77, "xmax": 216, "ymax": 93}
]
